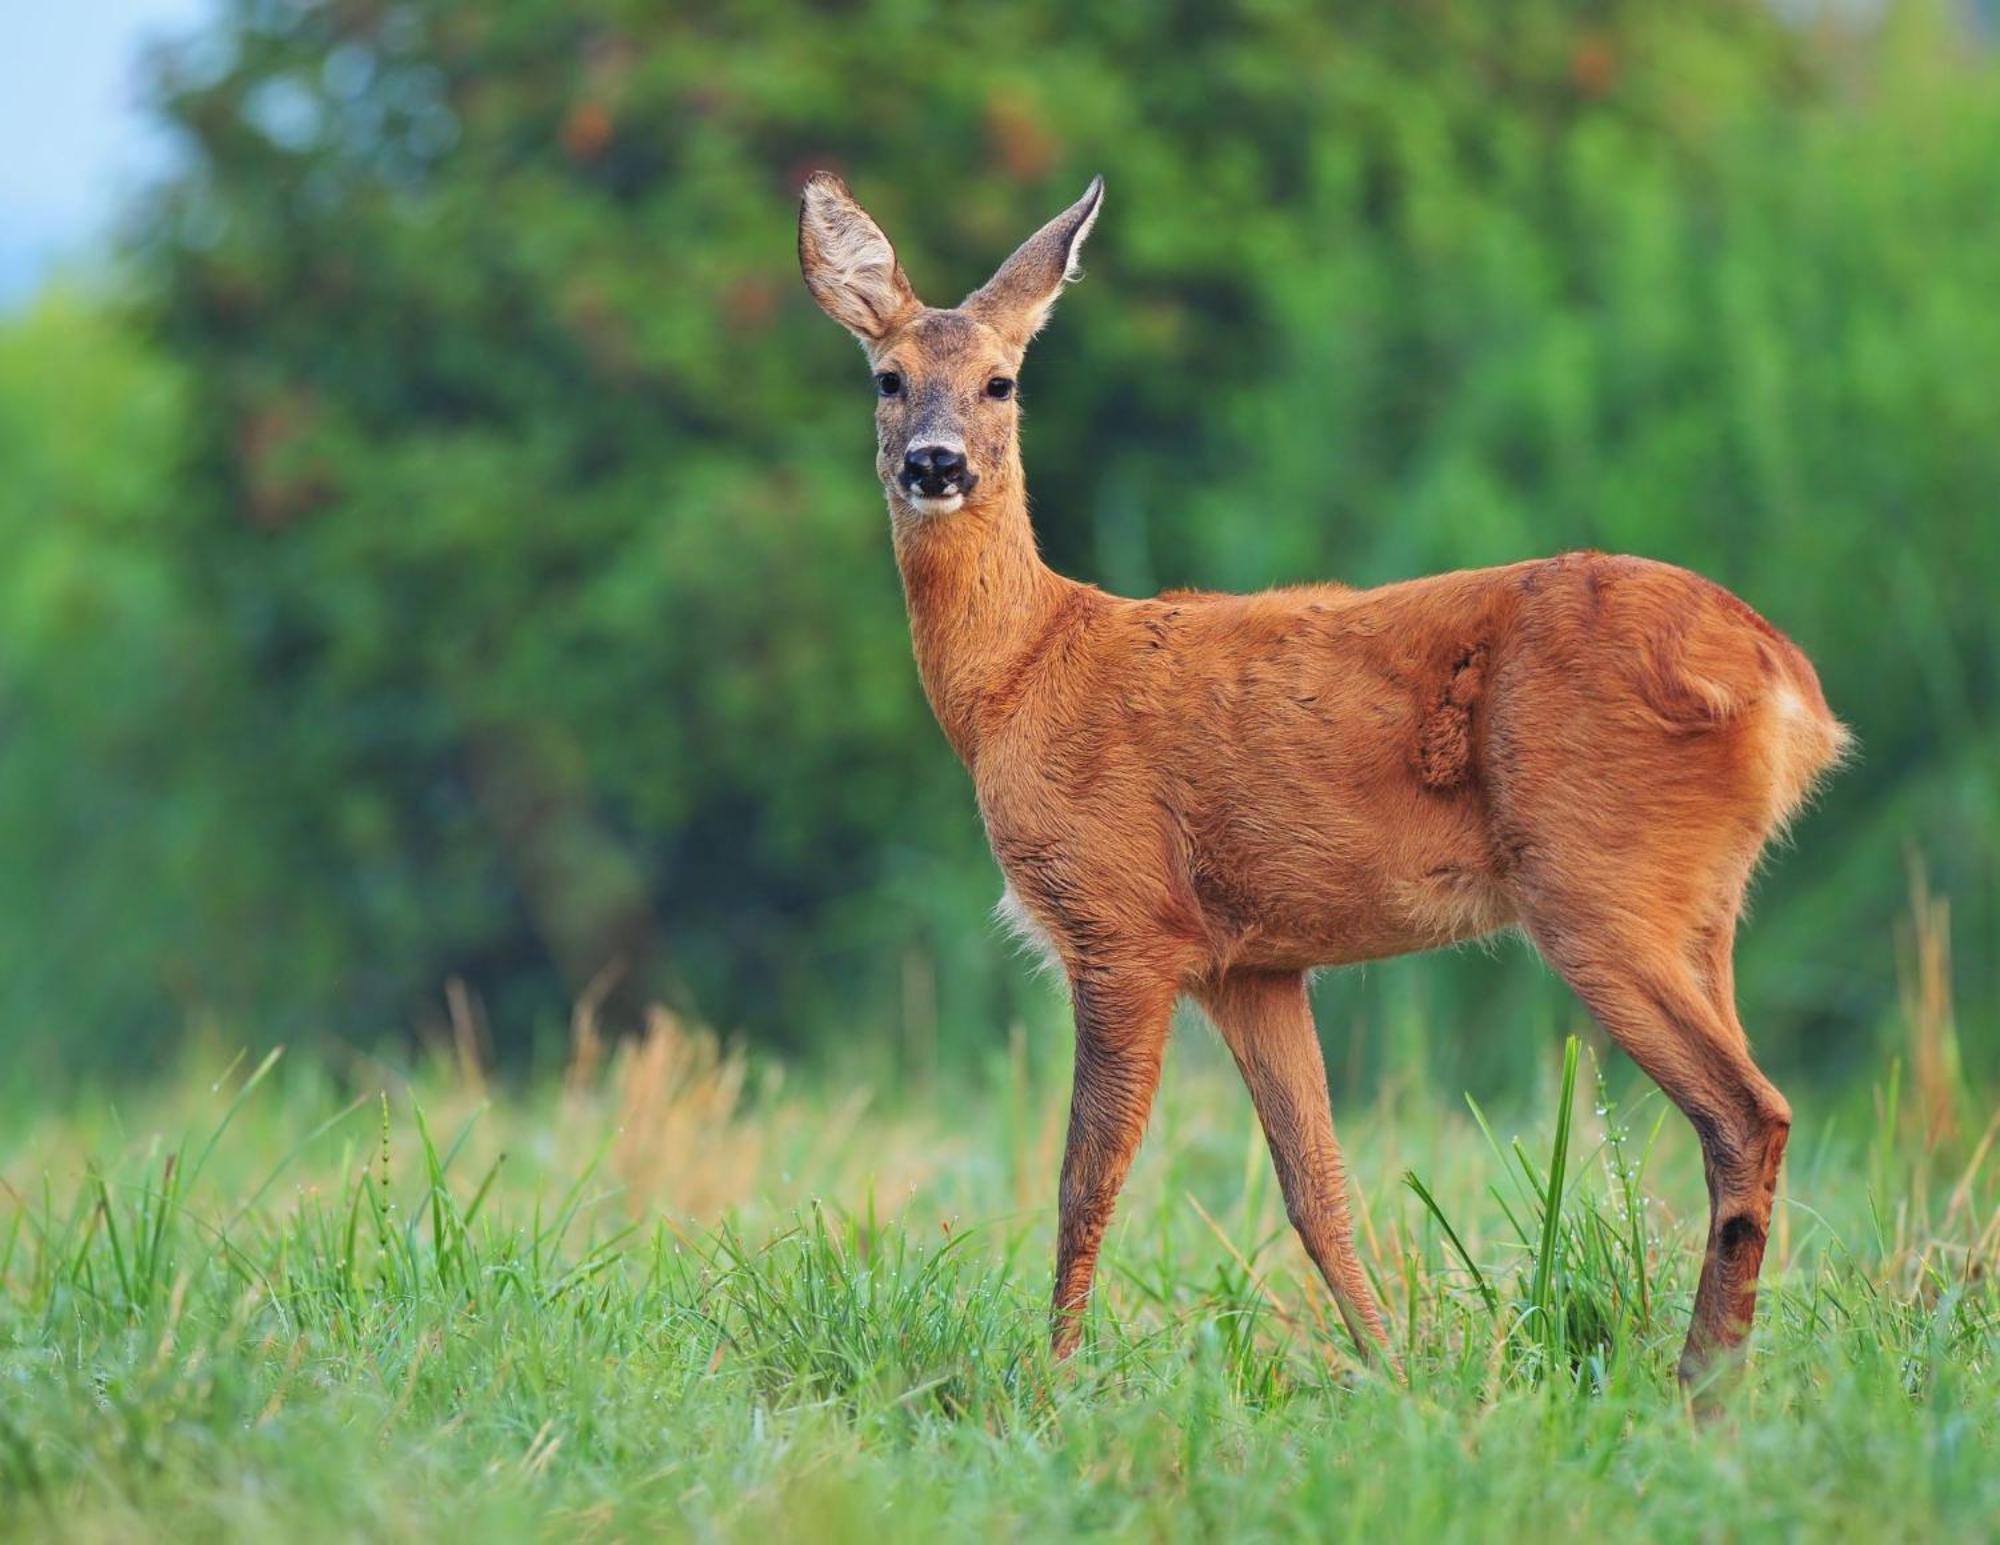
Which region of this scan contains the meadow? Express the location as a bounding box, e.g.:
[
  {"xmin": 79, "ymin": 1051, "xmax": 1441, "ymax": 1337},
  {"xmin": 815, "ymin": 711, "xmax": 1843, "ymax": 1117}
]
[
  {"xmin": 4, "ymin": 5, "xmax": 1995, "ymax": 1540},
  {"xmin": 1, "ymin": 990, "xmax": 1993, "ymax": 1543}
]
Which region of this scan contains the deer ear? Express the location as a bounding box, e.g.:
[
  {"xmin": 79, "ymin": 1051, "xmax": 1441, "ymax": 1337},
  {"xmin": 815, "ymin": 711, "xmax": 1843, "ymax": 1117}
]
[
  {"xmin": 962, "ymin": 176, "xmax": 1104, "ymax": 349},
  {"xmin": 798, "ymin": 172, "xmax": 922, "ymax": 343}
]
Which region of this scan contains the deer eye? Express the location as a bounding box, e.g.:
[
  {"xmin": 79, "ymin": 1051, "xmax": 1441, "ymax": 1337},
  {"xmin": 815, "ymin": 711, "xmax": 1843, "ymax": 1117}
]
[
  {"xmin": 985, "ymin": 377, "xmax": 1015, "ymax": 401},
  {"xmin": 874, "ymin": 371, "xmax": 902, "ymax": 397}
]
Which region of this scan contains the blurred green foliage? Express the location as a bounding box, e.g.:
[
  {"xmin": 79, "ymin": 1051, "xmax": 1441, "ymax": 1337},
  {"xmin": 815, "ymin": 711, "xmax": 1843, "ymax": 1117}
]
[{"xmin": 1, "ymin": 0, "xmax": 1994, "ymax": 1084}]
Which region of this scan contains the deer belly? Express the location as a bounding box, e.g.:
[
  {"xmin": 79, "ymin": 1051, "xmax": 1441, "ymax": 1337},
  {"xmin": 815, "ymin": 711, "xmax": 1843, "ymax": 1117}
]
[{"xmin": 1191, "ymin": 835, "xmax": 1515, "ymax": 971}]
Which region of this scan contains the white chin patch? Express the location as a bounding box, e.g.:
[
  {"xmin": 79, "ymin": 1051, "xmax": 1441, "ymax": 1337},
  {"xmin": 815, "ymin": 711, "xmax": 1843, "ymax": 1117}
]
[{"xmin": 904, "ymin": 491, "xmax": 964, "ymax": 516}]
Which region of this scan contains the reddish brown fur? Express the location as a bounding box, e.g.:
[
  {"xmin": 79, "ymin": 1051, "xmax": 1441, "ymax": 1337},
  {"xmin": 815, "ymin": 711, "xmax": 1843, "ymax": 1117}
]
[{"xmin": 799, "ymin": 174, "xmax": 1849, "ymax": 1395}]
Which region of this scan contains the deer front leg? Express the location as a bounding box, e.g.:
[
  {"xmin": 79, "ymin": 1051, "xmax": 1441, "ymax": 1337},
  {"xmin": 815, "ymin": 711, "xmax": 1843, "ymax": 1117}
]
[
  {"xmin": 1050, "ymin": 969, "xmax": 1176, "ymax": 1359},
  {"xmin": 1198, "ymin": 970, "xmax": 1399, "ymax": 1373}
]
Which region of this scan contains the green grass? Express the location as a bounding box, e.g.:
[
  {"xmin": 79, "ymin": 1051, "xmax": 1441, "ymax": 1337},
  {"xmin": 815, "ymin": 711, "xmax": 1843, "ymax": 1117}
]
[{"xmin": 1, "ymin": 1016, "xmax": 1995, "ymax": 1542}]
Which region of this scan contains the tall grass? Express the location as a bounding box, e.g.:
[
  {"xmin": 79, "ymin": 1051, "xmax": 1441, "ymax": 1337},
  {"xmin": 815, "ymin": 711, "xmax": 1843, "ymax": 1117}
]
[{"xmin": 0, "ymin": 1019, "xmax": 1995, "ymax": 1540}]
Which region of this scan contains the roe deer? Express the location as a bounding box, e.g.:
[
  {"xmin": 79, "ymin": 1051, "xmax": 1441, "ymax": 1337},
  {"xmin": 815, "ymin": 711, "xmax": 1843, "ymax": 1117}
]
[{"xmin": 798, "ymin": 171, "xmax": 1848, "ymax": 1392}]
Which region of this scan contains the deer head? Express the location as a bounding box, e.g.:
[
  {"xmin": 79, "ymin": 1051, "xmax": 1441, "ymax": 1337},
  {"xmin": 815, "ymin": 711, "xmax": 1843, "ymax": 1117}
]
[{"xmin": 798, "ymin": 172, "xmax": 1104, "ymax": 518}]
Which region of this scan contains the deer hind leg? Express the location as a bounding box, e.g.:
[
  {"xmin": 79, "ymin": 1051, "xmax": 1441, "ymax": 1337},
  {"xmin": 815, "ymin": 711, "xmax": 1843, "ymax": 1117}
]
[
  {"xmin": 1528, "ymin": 896, "xmax": 1790, "ymax": 1394},
  {"xmin": 1049, "ymin": 966, "xmax": 1178, "ymax": 1359},
  {"xmin": 1197, "ymin": 969, "xmax": 1398, "ymax": 1371}
]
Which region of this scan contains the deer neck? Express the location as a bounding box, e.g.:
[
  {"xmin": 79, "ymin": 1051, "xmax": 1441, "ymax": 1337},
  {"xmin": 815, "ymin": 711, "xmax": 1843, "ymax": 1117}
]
[{"xmin": 890, "ymin": 468, "xmax": 1071, "ymax": 767}]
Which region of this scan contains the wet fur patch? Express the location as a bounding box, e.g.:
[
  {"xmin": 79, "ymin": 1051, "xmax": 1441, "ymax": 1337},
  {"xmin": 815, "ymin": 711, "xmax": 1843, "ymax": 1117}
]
[{"xmin": 1415, "ymin": 644, "xmax": 1488, "ymax": 789}]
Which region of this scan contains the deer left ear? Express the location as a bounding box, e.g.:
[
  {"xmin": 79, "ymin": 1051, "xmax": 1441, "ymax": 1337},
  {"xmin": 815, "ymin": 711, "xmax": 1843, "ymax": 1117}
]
[
  {"xmin": 962, "ymin": 176, "xmax": 1104, "ymax": 349},
  {"xmin": 799, "ymin": 172, "xmax": 922, "ymax": 343}
]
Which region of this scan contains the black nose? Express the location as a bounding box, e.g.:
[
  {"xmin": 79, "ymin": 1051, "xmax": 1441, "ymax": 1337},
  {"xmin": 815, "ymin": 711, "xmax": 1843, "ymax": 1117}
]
[{"xmin": 901, "ymin": 445, "xmax": 969, "ymax": 496}]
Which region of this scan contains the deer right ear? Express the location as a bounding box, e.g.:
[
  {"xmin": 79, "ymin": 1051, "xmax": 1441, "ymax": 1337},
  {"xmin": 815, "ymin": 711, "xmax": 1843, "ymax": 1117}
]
[
  {"xmin": 961, "ymin": 176, "xmax": 1104, "ymax": 350},
  {"xmin": 798, "ymin": 173, "xmax": 921, "ymax": 344}
]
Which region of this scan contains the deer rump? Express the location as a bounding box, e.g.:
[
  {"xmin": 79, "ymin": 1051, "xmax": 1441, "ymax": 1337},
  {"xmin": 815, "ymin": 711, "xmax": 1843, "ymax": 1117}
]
[{"xmin": 980, "ymin": 551, "xmax": 1847, "ymax": 982}]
